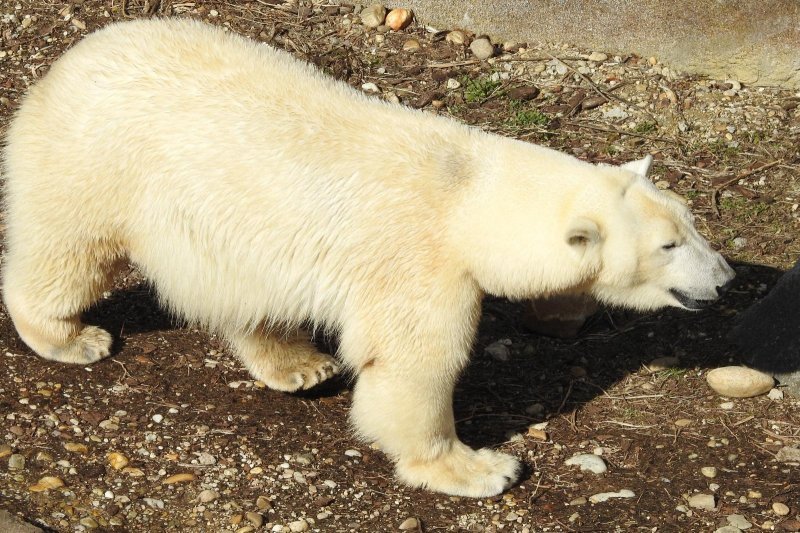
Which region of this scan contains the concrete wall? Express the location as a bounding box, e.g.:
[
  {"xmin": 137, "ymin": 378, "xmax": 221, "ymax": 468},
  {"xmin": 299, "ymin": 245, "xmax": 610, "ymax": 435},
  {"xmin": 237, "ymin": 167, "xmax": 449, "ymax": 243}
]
[{"xmin": 378, "ymin": 0, "xmax": 800, "ymax": 88}]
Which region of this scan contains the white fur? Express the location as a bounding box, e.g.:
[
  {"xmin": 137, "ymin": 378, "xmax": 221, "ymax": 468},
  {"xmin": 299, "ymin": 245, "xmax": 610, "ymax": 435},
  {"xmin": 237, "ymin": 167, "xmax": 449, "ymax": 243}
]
[{"xmin": 1, "ymin": 19, "xmax": 734, "ymax": 497}]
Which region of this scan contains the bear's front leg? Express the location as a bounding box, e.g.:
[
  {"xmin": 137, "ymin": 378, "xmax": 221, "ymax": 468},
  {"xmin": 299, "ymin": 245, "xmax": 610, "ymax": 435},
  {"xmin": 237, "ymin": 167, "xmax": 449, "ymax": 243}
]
[{"xmin": 347, "ymin": 317, "xmax": 521, "ymax": 497}]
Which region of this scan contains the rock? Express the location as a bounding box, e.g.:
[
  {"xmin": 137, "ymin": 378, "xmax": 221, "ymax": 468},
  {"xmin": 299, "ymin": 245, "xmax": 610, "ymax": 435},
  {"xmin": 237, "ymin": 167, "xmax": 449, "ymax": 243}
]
[
  {"xmin": 79, "ymin": 517, "xmax": 98, "ymax": 529},
  {"xmin": 727, "ymin": 514, "xmax": 752, "ymax": 529},
  {"xmin": 0, "ymin": 510, "xmax": 43, "ymax": 533},
  {"xmin": 402, "ymin": 39, "xmax": 420, "ymax": 52},
  {"xmin": 720, "ymin": 401, "xmax": 735, "ymax": 410},
  {"xmin": 107, "ymin": 452, "xmax": 129, "ymax": 470},
  {"xmin": 8, "ymin": 454, "xmax": 25, "ymax": 470},
  {"xmin": 564, "ymin": 454, "xmax": 607, "ymax": 474},
  {"xmin": 0, "ymin": 444, "xmax": 11, "ymax": 459},
  {"xmin": 505, "ymin": 512, "xmax": 519, "ymax": 521},
  {"xmin": 732, "ymin": 237, "xmax": 748, "ymax": 249},
  {"xmin": 399, "ymin": 517, "xmax": 419, "ymax": 530},
  {"xmin": 385, "ymin": 8, "xmax": 412, "ymax": 31},
  {"xmin": 469, "ymin": 38, "xmax": 495, "ymax": 60},
  {"xmin": 714, "ymin": 527, "xmax": 741, "ymax": 533},
  {"xmin": 344, "ymin": 449, "xmax": 362, "ymax": 458},
  {"xmin": 361, "ymin": 82, "xmax": 379, "ymax": 93},
  {"xmin": 256, "ymin": 496, "xmax": 272, "ymax": 510},
  {"xmin": 360, "ymin": 4, "xmax": 386, "ymax": 28},
  {"xmin": 767, "ymin": 388, "xmax": 784, "ymax": 400},
  {"xmin": 143, "ymin": 498, "xmax": 165, "ymax": 509},
  {"xmin": 602, "ymin": 106, "xmax": 629, "ymax": 120},
  {"xmin": 688, "ymin": 493, "xmax": 716, "ymax": 510},
  {"xmin": 507, "ymin": 86, "xmax": 540, "ymax": 101},
  {"xmin": 246, "ymin": 512, "xmax": 264, "ymax": 528},
  {"xmin": 587, "ymin": 52, "xmax": 608, "ymax": 62},
  {"xmin": 527, "ymin": 427, "xmax": 548, "ymax": 441},
  {"xmin": 446, "ymin": 30, "xmax": 467, "ymax": 45},
  {"xmin": 198, "ymin": 489, "xmax": 218, "ymax": 503},
  {"xmin": 773, "ymin": 502, "xmax": 790, "ymax": 516},
  {"xmin": 730, "ymin": 259, "xmax": 800, "ymax": 396},
  {"xmin": 581, "ymin": 96, "xmax": 607, "ymax": 110},
  {"xmin": 485, "ymin": 341, "xmax": 510, "ymax": 362},
  {"xmin": 701, "ymin": 466, "xmax": 718, "ymax": 478},
  {"xmin": 706, "ymin": 366, "xmax": 774, "ymax": 398},
  {"xmin": 197, "ymin": 452, "xmax": 216, "ymax": 465},
  {"xmin": 288, "ymin": 519, "xmax": 309, "ymax": 532},
  {"xmin": 64, "ymin": 442, "xmax": 88, "ymax": 454},
  {"xmin": 589, "ymin": 489, "xmax": 635, "ymax": 503},
  {"xmin": 446, "ymin": 78, "xmax": 461, "ymax": 90},
  {"xmin": 151, "ymin": 414, "xmax": 164, "ymax": 423},
  {"xmin": 569, "ymin": 497, "xmax": 588, "ymax": 506},
  {"xmin": 647, "ymin": 356, "xmax": 681, "ymax": 372},
  {"xmin": 776, "ymin": 446, "xmax": 800, "ymax": 462},
  {"xmin": 162, "ymin": 473, "xmax": 196, "ymax": 484},
  {"xmin": 674, "ymin": 418, "xmax": 693, "ymax": 427}
]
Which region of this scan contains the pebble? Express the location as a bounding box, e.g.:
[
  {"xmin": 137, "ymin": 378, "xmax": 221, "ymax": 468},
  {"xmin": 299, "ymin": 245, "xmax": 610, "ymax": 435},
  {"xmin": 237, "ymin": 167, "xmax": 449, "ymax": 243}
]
[
  {"xmin": 767, "ymin": 388, "xmax": 784, "ymax": 400},
  {"xmin": 446, "ymin": 30, "xmax": 467, "ymax": 45},
  {"xmin": 399, "ymin": 517, "xmax": 419, "ymax": 530},
  {"xmin": 727, "ymin": 514, "xmax": 752, "ymax": 529},
  {"xmin": 714, "ymin": 527, "xmax": 741, "ymax": 533},
  {"xmin": 8, "ymin": 454, "xmax": 25, "ymax": 470},
  {"xmin": 776, "ymin": 446, "xmax": 800, "ymax": 462},
  {"xmin": 647, "ymin": 356, "xmax": 680, "ymax": 371},
  {"xmin": 446, "ymin": 78, "xmax": 461, "ymax": 90},
  {"xmin": 720, "ymin": 401, "xmax": 735, "ymax": 410},
  {"xmin": 288, "ymin": 519, "xmax": 309, "ymax": 532},
  {"xmin": 246, "ymin": 512, "xmax": 264, "ymax": 528},
  {"xmin": 385, "ymin": 8, "xmax": 412, "ymax": 31},
  {"xmin": 256, "ymin": 496, "xmax": 272, "ymax": 510},
  {"xmin": 143, "ymin": 498, "xmax": 165, "ymax": 510},
  {"xmin": 706, "ymin": 366, "xmax": 774, "ymax": 398},
  {"xmin": 64, "ymin": 442, "xmax": 88, "ymax": 454},
  {"xmin": 732, "ymin": 237, "xmax": 748, "ymax": 249},
  {"xmin": 344, "ymin": 449, "xmax": 362, "ymax": 458},
  {"xmin": 701, "ymin": 466, "xmax": 718, "ymax": 478},
  {"xmin": 587, "ymin": 52, "xmax": 608, "ymax": 62},
  {"xmin": 674, "ymin": 418, "xmax": 693, "ymax": 428},
  {"xmin": 527, "ymin": 428, "xmax": 548, "ymax": 441},
  {"xmin": 107, "ymin": 452, "xmax": 129, "ymax": 470},
  {"xmin": 469, "ymin": 38, "xmax": 495, "ymax": 60},
  {"xmin": 152, "ymin": 414, "xmax": 164, "ymax": 423},
  {"xmin": 564, "ymin": 454, "xmax": 607, "ymax": 474},
  {"xmin": 569, "ymin": 497, "xmax": 587, "ymax": 506},
  {"xmin": 485, "ymin": 341, "xmax": 510, "ymax": 362},
  {"xmin": 589, "ymin": 489, "xmax": 634, "ymax": 503},
  {"xmin": 79, "ymin": 517, "xmax": 98, "ymax": 529},
  {"xmin": 99, "ymin": 419, "xmax": 119, "ymax": 430},
  {"xmin": 397, "ymin": 39, "xmax": 419, "ymax": 54},
  {"xmin": 361, "ymin": 82, "xmax": 379, "ymax": 93},
  {"xmin": 603, "ymin": 106, "xmax": 629, "ymax": 120},
  {"xmin": 688, "ymin": 493, "xmax": 716, "ymax": 510},
  {"xmin": 360, "ymin": 4, "xmax": 386, "ymax": 28},
  {"xmin": 198, "ymin": 489, "xmax": 219, "ymax": 503},
  {"xmin": 28, "ymin": 476, "xmax": 64, "ymax": 492},
  {"xmin": 162, "ymin": 473, "xmax": 196, "ymax": 484},
  {"xmin": 197, "ymin": 452, "xmax": 216, "ymax": 465},
  {"xmin": 773, "ymin": 502, "xmax": 790, "ymax": 516}
]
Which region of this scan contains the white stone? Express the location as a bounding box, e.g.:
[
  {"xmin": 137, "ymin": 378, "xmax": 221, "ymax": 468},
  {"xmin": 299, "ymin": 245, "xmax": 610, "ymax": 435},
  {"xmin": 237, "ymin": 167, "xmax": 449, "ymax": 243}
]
[
  {"xmin": 767, "ymin": 388, "xmax": 784, "ymax": 400},
  {"xmin": 198, "ymin": 489, "xmax": 218, "ymax": 503},
  {"xmin": 701, "ymin": 466, "xmax": 718, "ymax": 478},
  {"xmin": 469, "ymin": 38, "xmax": 494, "ymax": 60},
  {"xmin": 588, "ymin": 489, "xmax": 634, "ymax": 503},
  {"xmin": 446, "ymin": 30, "xmax": 467, "ymax": 45},
  {"xmin": 565, "ymin": 454, "xmax": 607, "ymax": 474},
  {"xmin": 776, "ymin": 446, "xmax": 800, "ymax": 462},
  {"xmin": 361, "ymin": 82, "xmax": 379, "ymax": 93},
  {"xmin": 360, "ymin": 4, "xmax": 386, "ymax": 28},
  {"xmin": 772, "ymin": 502, "xmax": 790, "ymax": 516},
  {"xmin": 587, "ymin": 52, "xmax": 608, "ymax": 62},
  {"xmin": 288, "ymin": 519, "xmax": 309, "ymax": 532},
  {"xmin": 344, "ymin": 449, "xmax": 362, "ymax": 458},
  {"xmin": 197, "ymin": 452, "xmax": 216, "ymax": 465},
  {"xmin": 446, "ymin": 78, "xmax": 461, "ymax": 90},
  {"xmin": 399, "ymin": 517, "xmax": 419, "ymax": 530},
  {"xmin": 688, "ymin": 493, "xmax": 716, "ymax": 510},
  {"xmin": 151, "ymin": 414, "xmax": 163, "ymax": 423},
  {"xmin": 706, "ymin": 366, "xmax": 774, "ymax": 398},
  {"xmin": 727, "ymin": 514, "xmax": 752, "ymax": 529}
]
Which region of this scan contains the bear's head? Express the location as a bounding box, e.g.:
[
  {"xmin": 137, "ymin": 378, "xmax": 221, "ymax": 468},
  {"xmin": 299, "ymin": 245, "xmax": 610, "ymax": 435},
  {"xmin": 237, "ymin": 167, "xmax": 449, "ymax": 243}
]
[
  {"xmin": 581, "ymin": 155, "xmax": 736, "ymax": 311},
  {"xmin": 452, "ymin": 144, "xmax": 735, "ymax": 313}
]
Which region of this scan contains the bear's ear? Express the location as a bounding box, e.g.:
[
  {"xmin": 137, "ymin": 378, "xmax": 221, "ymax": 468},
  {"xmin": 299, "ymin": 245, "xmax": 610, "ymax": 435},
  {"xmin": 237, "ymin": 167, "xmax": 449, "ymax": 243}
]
[
  {"xmin": 621, "ymin": 155, "xmax": 653, "ymax": 177},
  {"xmin": 566, "ymin": 217, "xmax": 601, "ymax": 248}
]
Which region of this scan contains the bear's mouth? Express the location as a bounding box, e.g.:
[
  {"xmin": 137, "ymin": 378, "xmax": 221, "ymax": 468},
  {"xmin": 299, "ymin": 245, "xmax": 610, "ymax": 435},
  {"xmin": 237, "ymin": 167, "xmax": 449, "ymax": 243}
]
[{"xmin": 669, "ymin": 289, "xmax": 716, "ymax": 310}]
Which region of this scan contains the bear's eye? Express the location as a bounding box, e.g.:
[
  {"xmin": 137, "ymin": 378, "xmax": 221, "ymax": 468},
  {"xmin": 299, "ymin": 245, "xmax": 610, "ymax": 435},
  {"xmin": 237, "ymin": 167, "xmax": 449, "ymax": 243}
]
[{"xmin": 662, "ymin": 242, "xmax": 678, "ymax": 250}]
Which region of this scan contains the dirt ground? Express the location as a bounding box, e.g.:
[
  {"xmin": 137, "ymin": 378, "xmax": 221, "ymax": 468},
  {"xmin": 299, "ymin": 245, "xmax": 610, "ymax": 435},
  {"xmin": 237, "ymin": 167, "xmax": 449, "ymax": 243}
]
[{"xmin": 1, "ymin": 1, "xmax": 799, "ymax": 532}]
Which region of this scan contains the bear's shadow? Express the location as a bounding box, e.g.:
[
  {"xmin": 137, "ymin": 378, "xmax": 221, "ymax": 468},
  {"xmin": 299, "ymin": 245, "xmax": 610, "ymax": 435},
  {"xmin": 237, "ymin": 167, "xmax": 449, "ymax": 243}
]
[{"xmin": 77, "ymin": 261, "xmax": 787, "ymax": 452}]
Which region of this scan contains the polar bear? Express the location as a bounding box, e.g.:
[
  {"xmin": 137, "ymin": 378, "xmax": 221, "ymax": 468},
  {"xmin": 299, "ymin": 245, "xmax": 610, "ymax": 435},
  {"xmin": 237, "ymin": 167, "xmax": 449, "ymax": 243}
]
[{"xmin": 2, "ymin": 19, "xmax": 734, "ymax": 497}]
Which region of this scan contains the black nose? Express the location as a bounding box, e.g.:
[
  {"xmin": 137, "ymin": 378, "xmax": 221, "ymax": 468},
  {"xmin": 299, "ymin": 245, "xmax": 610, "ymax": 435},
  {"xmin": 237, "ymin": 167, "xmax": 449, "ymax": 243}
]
[{"xmin": 716, "ymin": 279, "xmax": 734, "ymax": 296}]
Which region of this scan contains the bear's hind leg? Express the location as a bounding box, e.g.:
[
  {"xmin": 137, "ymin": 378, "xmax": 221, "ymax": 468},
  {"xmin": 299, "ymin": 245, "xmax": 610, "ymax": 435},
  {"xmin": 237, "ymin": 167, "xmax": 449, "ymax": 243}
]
[
  {"xmin": 228, "ymin": 329, "xmax": 339, "ymax": 392},
  {"xmin": 3, "ymin": 240, "xmax": 120, "ymax": 364}
]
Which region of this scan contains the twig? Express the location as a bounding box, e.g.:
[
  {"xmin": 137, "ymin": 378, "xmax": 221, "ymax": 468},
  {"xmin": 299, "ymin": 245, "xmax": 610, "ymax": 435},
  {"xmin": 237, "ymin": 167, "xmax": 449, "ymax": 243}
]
[{"xmin": 711, "ymin": 159, "xmax": 783, "ymax": 216}]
